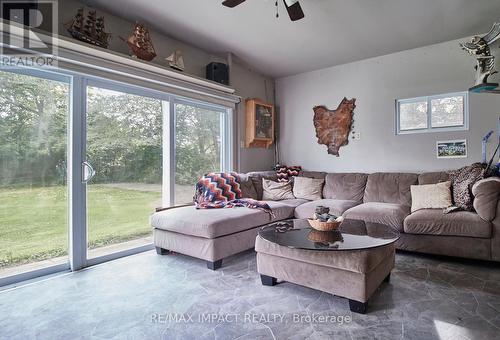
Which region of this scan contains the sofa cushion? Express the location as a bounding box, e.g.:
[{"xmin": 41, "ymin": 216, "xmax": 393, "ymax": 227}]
[
  {"xmin": 293, "ymin": 176, "xmax": 324, "ymax": 200},
  {"xmin": 343, "ymin": 202, "xmax": 410, "ymax": 231},
  {"xmin": 364, "ymin": 172, "xmax": 418, "ymax": 206},
  {"xmin": 264, "ymin": 201, "xmax": 297, "ymax": 220},
  {"xmin": 294, "ymin": 199, "xmax": 361, "ymax": 219},
  {"xmin": 447, "ymin": 163, "xmax": 486, "ymax": 212},
  {"xmin": 299, "ymin": 171, "xmax": 327, "ymax": 180},
  {"xmin": 323, "ymin": 173, "xmax": 368, "ymax": 201},
  {"xmin": 151, "ymin": 201, "xmax": 294, "ymax": 239},
  {"xmin": 472, "ymin": 177, "xmax": 500, "ymax": 222},
  {"xmin": 276, "ymin": 198, "xmax": 310, "ymax": 208},
  {"xmin": 238, "ymin": 173, "xmax": 259, "ymax": 199},
  {"xmin": 404, "ymin": 209, "xmax": 492, "ymax": 238},
  {"xmin": 248, "ymin": 171, "xmax": 278, "ymax": 200},
  {"xmin": 255, "ymin": 235, "xmax": 394, "ymax": 273},
  {"xmin": 262, "ymin": 179, "xmax": 295, "ymax": 200},
  {"xmin": 410, "ymin": 181, "xmax": 452, "ymax": 213},
  {"xmin": 418, "ymin": 171, "xmax": 449, "ymax": 185}
]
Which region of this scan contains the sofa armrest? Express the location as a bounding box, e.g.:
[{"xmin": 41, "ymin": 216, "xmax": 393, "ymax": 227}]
[
  {"xmin": 155, "ymin": 203, "xmax": 194, "ymax": 213},
  {"xmin": 472, "ymin": 177, "xmax": 500, "ymax": 221}
]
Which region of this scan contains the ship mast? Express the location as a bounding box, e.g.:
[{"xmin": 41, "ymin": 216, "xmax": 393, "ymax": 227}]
[
  {"xmin": 73, "ymin": 8, "xmax": 84, "ymax": 30},
  {"xmin": 84, "ymin": 10, "xmax": 97, "ymax": 37}
]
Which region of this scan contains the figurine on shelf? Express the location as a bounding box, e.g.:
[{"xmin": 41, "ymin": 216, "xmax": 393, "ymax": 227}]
[
  {"xmin": 460, "ymin": 22, "xmax": 500, "ymax": 92},
  {"xmin": 65, "ymin": 7, "xmax": 111, "ymax": 48},
  {"xmin": 121, "ymin": 23, "xmax": 156, "ymax": 61},
  {"xmin": 165, "ymin": 50, "xmax": 185, "ymax": 71}
]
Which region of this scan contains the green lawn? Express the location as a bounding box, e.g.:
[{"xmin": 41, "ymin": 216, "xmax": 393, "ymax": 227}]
[{"xmin": 0, "ymin": 185, "xmax": 161, "ymax": 268}]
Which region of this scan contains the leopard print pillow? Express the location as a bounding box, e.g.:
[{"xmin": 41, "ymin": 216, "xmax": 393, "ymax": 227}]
[{"xmin": 446, "ymin": 163, "xmax": 486, "ymax": 212}]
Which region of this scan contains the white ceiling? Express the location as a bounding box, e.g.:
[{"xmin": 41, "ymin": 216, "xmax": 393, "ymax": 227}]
[{"xmin": 83, "ymin": 0, "xmax": 500, "ymax": 78}]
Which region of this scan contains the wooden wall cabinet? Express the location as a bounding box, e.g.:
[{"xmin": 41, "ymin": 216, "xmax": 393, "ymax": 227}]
[{"xmin": 245, "ymin": 98, "xmax": 275, "ymax": 148}]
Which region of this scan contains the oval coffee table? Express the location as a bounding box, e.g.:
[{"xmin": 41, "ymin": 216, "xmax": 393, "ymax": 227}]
[{"xmin": 255, "ymin": 218, "xmax": 399, "ymax": 314}]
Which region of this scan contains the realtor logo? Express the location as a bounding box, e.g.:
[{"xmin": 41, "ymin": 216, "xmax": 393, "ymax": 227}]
[{"xmin": 0, "ymin": 0, "xmax": 58, "ymax": 66}]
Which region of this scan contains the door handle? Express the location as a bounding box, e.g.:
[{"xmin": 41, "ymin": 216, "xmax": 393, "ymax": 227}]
[{"xmin": 82, "ymin": 161, "xmax": 96, "ymax": 183}]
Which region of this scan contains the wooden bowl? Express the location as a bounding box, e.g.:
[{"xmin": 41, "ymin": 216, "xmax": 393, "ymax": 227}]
[
  {"xmin": 307, "ymin": 229, "xmax": 344, "ymax": 243},
  {"xmin": 308, "ymin": 217, "xmax": 343, "ymax": 231}
]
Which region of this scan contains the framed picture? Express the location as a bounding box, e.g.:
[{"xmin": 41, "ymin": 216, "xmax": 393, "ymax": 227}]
[{"xmin": 436, "ymin": 139, "xmax": 467, "ymax": 159}]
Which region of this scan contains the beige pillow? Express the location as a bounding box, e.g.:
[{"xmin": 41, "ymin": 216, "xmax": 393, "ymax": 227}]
[
  {"xmin": 262, "ymin": 178, "xmax": 295, "ymax": 201},
  {"xmin": 410, "ymin": 181, "xmax": 452, "ymax": 213},
  {"xmin": 293, "ymin": 177, "xmax": 324, "ymax": 200}
]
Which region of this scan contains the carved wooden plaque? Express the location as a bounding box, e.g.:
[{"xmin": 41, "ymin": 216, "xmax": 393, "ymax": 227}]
[{"xmin": 313, "ymin": 98, "xmax": 356, "ymax": 156}]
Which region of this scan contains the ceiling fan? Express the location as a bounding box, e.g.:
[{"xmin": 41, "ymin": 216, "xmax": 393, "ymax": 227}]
[{"xmin": 222, "ymin": 0, "xmax": 305, "ymax": 22}]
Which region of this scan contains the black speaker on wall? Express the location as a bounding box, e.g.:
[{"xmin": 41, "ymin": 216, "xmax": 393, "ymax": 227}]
[{"xmin": 206, "ymin": 62, "xmax": 229, "ymax": 85}]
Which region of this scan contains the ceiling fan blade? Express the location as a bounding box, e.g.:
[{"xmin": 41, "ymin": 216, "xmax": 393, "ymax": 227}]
[
  {"xmin": 283, "ymin": 0, "xmax": 304, "ymax": 21},
  {"xmin": 222, "ymin": 0, "xmax": 246, "ymax": 8}
]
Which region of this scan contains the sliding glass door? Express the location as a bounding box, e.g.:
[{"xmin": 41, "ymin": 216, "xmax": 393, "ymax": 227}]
[
  {"xmin": 0, "ymin": 66, "xmax": 233, "ymax": 285},
  {"xmin": 0, "ymin": 69, "xmax": 71, "ymax": 279},
  {"xmin": 85, "ymin": 84, "xmax": 164, "ymax": 259}
]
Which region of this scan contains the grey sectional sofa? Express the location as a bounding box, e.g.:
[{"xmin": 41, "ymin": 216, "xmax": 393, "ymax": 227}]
[{"xmin": 151, "ymin": 170, "xmax": 500, "ymax": 269}]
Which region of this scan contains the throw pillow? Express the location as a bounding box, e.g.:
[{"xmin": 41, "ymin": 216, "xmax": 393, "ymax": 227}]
[
  {"xmin": 249, "ymin": 172, "xmax": 278, "ymax": 200},
  {"xmin": 237, "ymin": 173, "xmax": 259, "ymax": 200},
  {"xmin": 262, "ymin": 178, "xmax": 295, "ymax": 201},
  {"xmin": 276, "ymin": 165, "xmax": 302, "ymax": 182},
  {"xmin": 410, "ymin": 181, "xmax": 452, "ymax": 213},
  {"xmin": 293, "ymin": 177, "xmax": 324, "ymax": 200},
  {"xmin": 446, "ymin": 163, "xmax": 486, "ymax": 212}
]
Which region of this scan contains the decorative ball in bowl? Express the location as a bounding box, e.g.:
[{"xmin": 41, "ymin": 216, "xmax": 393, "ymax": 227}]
[{"xmin": 308, "ymin": 215, "xmax": 344, "ymax": 232}]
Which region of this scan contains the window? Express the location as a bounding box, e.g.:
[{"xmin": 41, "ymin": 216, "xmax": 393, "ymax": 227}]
[
  {"xmin": 0, "ymin": 69, "xmax": 71, "ymax": 279},
  {"xmin": 396, "ymin": 92, "xmax": 468, "ymax": 134},
  {"xmin": 174, "ymin": 100, "xmax": 229, "ymax": 205},
  {"xmin": 0, "ymin": 66, "xmax": 233, "ymax": 286}
]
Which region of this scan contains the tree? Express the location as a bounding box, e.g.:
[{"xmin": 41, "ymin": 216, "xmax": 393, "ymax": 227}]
[
  {"xmin": 0, "ymin": 71, "xmax": 69, "ymax": 186},
  {"xmin": 86, "ymin": 87, "xmax": 162, "ymax": 184},
  {"xmin": 175, "ymin": 103, "xmax": 221, "ymax": 185},
  {"xmin": 0, "ymin": 70, "xmax": 223, "ymax": 189}
]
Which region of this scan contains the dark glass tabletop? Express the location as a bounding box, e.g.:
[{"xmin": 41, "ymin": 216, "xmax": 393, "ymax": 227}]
[{"xmin": 259, "ymin": 218, "xmax": 400, "ymax": 251}]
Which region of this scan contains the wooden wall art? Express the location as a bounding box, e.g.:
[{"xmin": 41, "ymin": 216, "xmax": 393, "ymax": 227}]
[
  {"xmin": 245, "ymin": 98, "xmax": 274, "ymax": 148},
  {"xmin": 313, "ymin": 97, "xmax": 356, "ymax": 156}
]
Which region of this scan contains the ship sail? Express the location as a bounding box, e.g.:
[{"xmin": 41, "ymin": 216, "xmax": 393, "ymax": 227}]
[
  {"xmin": 165, "ymin": 50, "xmax": 185, "ymax": 71},
  {"xmin": 65, "ymin": 7, "xmax": 111, "ymax": 48},
  {"xmin": 122, "ymin": 23, "xmax": 157, "ymax": 61}
]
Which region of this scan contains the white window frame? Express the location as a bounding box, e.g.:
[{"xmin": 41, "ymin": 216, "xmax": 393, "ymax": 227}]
[{"xmin": 396, "ymin": 91, "xmax": 469, "ymax": 135}]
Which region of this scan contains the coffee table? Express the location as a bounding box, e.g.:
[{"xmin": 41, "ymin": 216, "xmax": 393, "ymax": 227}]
[{"xmin": 255, "ymin": 218, "xmax": 399, "ymax": 314}]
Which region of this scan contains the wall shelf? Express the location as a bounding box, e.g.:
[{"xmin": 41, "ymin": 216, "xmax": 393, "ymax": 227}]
[{"xmin": 0, "ymin": 20, "xmax": 240, "ymax": 105}]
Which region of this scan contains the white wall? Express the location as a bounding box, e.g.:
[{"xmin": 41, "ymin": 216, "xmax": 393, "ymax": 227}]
[
  {"xmin": 59, "ymin": 0, "xmax": 276, "ymax": 172},
  {"xmin": 276, "ymin": 37, "xmax": 500, "ymax": 173}
]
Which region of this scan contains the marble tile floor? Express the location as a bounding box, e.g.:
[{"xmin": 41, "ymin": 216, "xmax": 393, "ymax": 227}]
[{"xmin": 0, "ymin": 249, "xmax": 500, "ymax": 340}]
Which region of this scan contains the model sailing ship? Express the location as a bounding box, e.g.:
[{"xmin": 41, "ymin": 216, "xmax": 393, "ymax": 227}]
[
  {"xmin": 165, "ymin": 50, "xmax": 185, "ymax": 71},
  {"xmin": 65, "ymin": 8, "xmax": 111, "ymax": 48},
  {"xmin": 121, "ymin": 23, "xmax": 157, "ymax": 61}
]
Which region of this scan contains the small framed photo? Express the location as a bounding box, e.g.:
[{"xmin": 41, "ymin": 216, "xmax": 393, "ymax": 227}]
[{"xmin": 436, "ymin": 139, "xmax": 467, "ymax": 159}]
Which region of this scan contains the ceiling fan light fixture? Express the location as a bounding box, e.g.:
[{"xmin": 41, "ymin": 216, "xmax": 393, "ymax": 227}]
[
  {"xmin": 283, "ymin": 0, "xmax": 304, "ymax": 21},
  {"xmin": 284, "ymin": 0, "xmax": 299, "ymax": 6},
  {"xmin": 221, "ymin": 0, "xmax": 246, "ymax": 8},
  {"xmin": 222, "ymin": 0, "xmax": 304, "ymax": 21}
]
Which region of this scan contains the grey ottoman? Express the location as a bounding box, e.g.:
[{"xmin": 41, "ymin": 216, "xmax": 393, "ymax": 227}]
[{"xmin": 255, "ymin": 219, "xmax": 399, "ymax": 313}]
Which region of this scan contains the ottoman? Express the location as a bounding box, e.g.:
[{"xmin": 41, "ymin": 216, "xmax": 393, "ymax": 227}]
[{"xmin": 255, "ymin": 219, "xmax": 399, "ymax": 313}]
